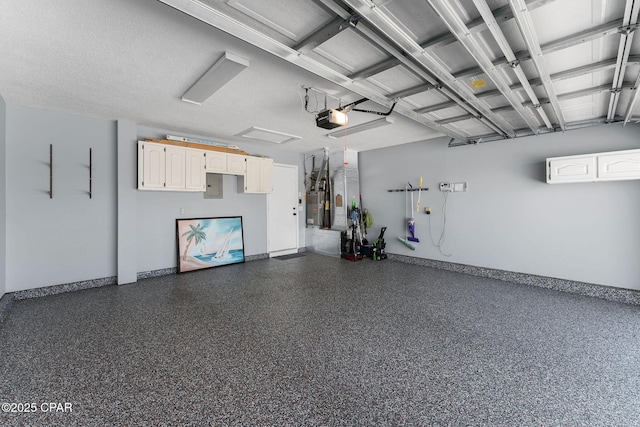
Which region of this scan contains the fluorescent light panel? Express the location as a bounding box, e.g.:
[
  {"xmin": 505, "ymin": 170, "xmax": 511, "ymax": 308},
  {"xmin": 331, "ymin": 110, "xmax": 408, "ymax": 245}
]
[
  {"xmin": 236, "ymin": 126, "xmax": 301, "ymax": 144},
  {"xmin": 327, "ymin": 117, "xmax": 394, "ymax": 138},
  {"xmin": 182, "ymin": 51, "xmax": 249, "ymax": 104}
]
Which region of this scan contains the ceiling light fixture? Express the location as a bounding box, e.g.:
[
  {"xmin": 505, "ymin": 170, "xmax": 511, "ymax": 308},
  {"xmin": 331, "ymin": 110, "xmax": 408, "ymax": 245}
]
[
  {"xmin": 326, "ymin": 116, "xmax": 394, "ymax": 138},
  {"xmin": 235, "ymin": 126, "xmax": 301, "ymax": 144},
  {"xmin": 181, "ymin": 51, "xmax": 249, "ymax": 104}
]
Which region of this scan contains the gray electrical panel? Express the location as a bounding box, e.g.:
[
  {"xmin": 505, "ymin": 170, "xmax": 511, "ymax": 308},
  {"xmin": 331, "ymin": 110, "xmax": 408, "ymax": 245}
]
[{"xmin": 204, "ymin": 173, "xmax": 223, "ymax": 199}]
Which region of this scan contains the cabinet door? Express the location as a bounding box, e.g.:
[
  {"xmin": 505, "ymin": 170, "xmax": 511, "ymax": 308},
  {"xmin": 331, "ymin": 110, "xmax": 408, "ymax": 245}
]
[
  {"xmin": 243, "ymin": 156, "xmax": 262, "ymax": 192},
  {"xmin": 185, "ymin": 149, "xmax": 206, "ymax": 191},
  {"xmin": 597, "ymin": 151, "xmax": 640, "ymax": 181},
  {"xmin": 205, "ymin": 151, "xmax": 227, "ymax": 173},
  {"xmin": 260, "ymin": 158, "xmax": 273, "ymax": 192},
  {"xmin": 227, "ymin": 154, "xmax": 247, "ymax": 175},
  {"xmin": 240, "ymin": 157, "xmax": 273, "ymax": 193},
  {"xmin": 165, "ymin": 145, "xmax": 186, "ymax": 190},
  {"xmin": 139, "ymin": 142, "xmax": 165, "ymax": 190},
  {"xmin": 547, "ymin": 156, "xmax": 596, "ymax": 183}
]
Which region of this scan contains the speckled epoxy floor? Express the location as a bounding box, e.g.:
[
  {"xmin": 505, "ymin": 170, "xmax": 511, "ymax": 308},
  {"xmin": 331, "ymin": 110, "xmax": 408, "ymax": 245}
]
[{"xmin": 1, "ymin": 253, "xmax": 639, "ymax": 426}]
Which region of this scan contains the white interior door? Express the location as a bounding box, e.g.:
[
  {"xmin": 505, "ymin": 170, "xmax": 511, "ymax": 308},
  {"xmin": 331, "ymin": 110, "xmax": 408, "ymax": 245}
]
[{"xmin": 267, "ymin": 164, "xmax": 299, "ymax": 256}]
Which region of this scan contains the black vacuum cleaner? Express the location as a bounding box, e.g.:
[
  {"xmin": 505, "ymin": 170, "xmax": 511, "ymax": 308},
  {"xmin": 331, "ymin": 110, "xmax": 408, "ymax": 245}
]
[
  {"xmin": 360, "ymin": 227, "xmax": 387, "ymax": 260},
  {"xmin": 372, "ymin": 227, "xmax": 387, "ymax": 260}
]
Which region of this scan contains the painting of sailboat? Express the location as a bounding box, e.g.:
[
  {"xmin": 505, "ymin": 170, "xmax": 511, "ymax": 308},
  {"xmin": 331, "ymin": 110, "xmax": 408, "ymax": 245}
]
[{"xmin": 176, "ymin": 216, "xmax": 245, "ymax": 273}]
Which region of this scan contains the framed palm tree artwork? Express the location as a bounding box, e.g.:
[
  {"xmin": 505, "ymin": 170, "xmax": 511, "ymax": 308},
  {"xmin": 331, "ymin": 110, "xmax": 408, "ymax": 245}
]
[{"xmin": 176, "ymin": 216, "xmax": 245, "ymax": 273}]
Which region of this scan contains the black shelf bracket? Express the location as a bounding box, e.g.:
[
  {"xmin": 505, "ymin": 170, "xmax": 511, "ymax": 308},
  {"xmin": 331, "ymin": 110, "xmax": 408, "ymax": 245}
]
[
  {"xmin": 49, "ymin": 144, "xmax": 53, "ymax": 199},
  {"xmin": 89, "ymin": 148, "xmax": 92, "ymax": 199}
]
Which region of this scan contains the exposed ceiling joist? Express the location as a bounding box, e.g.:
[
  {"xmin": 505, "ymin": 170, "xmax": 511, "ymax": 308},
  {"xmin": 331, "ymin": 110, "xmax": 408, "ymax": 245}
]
[
  {"xmin": 417, "ymin": 54, "xmax": 640, "ymax": 116},
  {"xmin": 352, "ymin": 19, "xmax": 503, "ymax": 131},
  {"xmin": 349, "ymin": 57, "xmax": 401, "ymax": 80},
  {"xmin": 508, "ymin": 0, "xmax": 565, "ymax": 130},
  {"xmin": 539, "ymin": 19, "xmax": 623, "ymax": 54},
  {"xmin": 436, "ymin": 113, "xmax": 475, "ymax": 125},
  {"xmin": 607, "ymin": 0, "xmax": 640, "ymax": 121},
  {"xmin": 540, "ymin": 57, "xmax": 629, "ymax": 83},
  {"xmin": 448, "ymin": 117, "xmax": 628, "ymax": 147},
  {"xmin": 441, "ymin": 82, "xmax": 636, "ymax": 126},
  {"xmin": 343, "ymin": 0, "xmax": 517, "ymax": 138},
  {"xmin": 427, "ymin": 0, "xmax": 541, "ymax": 135},
  {"xmin": 424, "ymin": 0, "xmax": 552, "ymax": 47},
  {"xmin": 453, "ymin": 18, "xmax": 624, "ymax": 81},
  {"xmin": 523, "ymin": 82, "xmax": 635, "ymax": 107},
  {"xmin": 415, "ymin": 101, "xmax": 458, "ymax": 115},
  {"xmin": 292, "ymin": 15, "xmax": 357, "ymax": 54},
  {"xmin": 348, "ymin": 0, "xmax": 552, "ymax": 81},
  {"xmin": 473, "ymin": 0, "xmax": 554, "ymax": 130},
  {"xmin": 387, "ymin": 83, "xmax": 441, "ymax": 99},
  {"xmin": 623, "ymin": 70, "xmax": 640, "ymax": 125}
]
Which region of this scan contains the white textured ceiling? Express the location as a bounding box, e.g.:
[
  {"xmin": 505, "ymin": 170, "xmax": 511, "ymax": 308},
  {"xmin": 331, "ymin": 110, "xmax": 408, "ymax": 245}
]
[{"xmin": 1, "ymin": 0, "xmax": 639, "ymax": 153}]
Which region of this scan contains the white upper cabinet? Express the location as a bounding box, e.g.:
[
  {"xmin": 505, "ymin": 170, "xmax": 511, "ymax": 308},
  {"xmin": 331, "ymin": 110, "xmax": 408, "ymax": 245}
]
[
  {"xmin": 138, "ymin": 141, "xmax": 271, "ymax": 193},
  {"xmin": 239, "ymin": 157, "xmax": 273, "ymax": 193},
  {"xmin": 547, "ymin": 149, "xmax": 640, "ymax": 184},
  {"xmin": 205, "ymin": 151, "xmax": 246, "ymax": 175},
  {"xmin": 138, "ymin": 142, "xmax": 203, "ymax": 192}
]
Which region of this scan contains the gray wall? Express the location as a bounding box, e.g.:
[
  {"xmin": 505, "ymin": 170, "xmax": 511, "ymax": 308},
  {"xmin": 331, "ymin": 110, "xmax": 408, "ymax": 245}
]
[
  {"xmin": 359, "ymin": 124, "xmax": 640, "ymax": 290},
  {"xmin": 5, "ymin": 104, "xmax": 117, "ymax": 293},
  {"xmin": 4, "ymin": 101, "xmax": 638, "ymax": 293},
  {"xmin": 0, "ymin": 96, "xmax": 6, "ymax": 299},
  {"xmin": 2, "ymin": 104, "xmax": 305, "ymax": 293}
]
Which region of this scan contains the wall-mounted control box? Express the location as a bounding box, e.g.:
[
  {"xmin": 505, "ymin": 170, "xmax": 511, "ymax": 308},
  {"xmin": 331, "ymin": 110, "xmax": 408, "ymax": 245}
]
[{"xmin": 440, "ymin": 182, "xmax": 468, "ymax": 192}]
